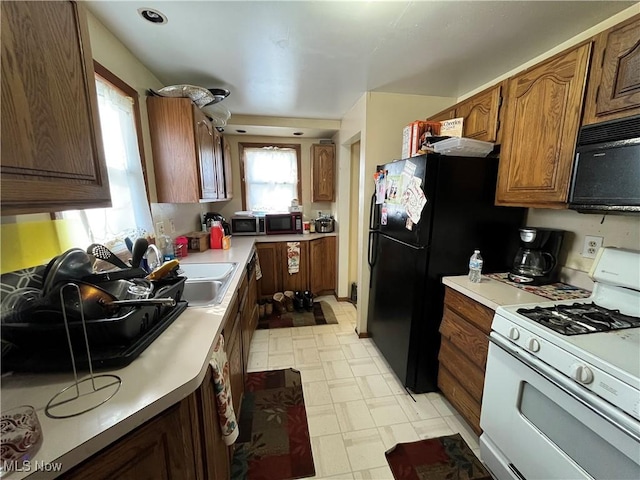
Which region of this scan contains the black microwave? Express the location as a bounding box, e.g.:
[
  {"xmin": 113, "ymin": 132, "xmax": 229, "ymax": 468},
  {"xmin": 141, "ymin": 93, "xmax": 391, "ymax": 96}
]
[
  {"xmin": 265, "ymin": 212, "xmax": 303, "ymax": 234},
  {"xmin": 569, "ymin": 115, "xmax": 640, "ymax": 214},
  {"xmin": 230, "ymin": 215, "xmax": 265, "ymax": 235}
]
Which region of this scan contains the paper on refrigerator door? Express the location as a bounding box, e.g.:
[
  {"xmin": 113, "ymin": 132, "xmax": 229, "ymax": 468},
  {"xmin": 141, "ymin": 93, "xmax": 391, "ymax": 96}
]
[
  {"xmin": 402, "ymin": 176, "xmax": 427, "ymax": 224},
  {"xmin": 374, "ymin": 169, "xmax": 386, "ymax": 204}
]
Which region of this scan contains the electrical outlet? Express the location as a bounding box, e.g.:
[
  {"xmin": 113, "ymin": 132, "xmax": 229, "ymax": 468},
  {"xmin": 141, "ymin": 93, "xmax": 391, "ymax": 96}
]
[
  {"xmin": 156, "ymin": 221, "xmax": 165, "ymax": 236},
  {"xmin": 169, "ymin": 219, "xmax": 176, "ymax": 234},
  {"xmin": 582, "ymin": 235, "xmax": 603, "ymax": 258}
]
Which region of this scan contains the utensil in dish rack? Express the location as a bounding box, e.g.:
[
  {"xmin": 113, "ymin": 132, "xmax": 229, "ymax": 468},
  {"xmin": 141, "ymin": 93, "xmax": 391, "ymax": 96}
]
[{"xmin": 87, "ymin": 244, "xmax": 130, "ymax": 270}]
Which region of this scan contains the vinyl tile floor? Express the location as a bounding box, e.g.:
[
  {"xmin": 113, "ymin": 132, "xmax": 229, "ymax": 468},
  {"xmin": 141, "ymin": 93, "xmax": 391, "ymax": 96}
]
[{"xmin": 246, "ymin": 296, "xmax": 481, "ymax": 480}]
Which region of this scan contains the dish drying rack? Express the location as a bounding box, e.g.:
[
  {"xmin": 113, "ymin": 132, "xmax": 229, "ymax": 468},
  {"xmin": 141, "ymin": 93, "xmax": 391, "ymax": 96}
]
[{"xmin": 45, "ymin": 283, "xmax": 121, "ymax": 419}]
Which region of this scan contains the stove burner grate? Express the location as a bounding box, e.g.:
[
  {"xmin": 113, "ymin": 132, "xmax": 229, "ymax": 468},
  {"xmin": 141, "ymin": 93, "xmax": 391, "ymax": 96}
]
[{"xmin": 517, "ymin": 302, "xmax": 640, "ymax": 335}]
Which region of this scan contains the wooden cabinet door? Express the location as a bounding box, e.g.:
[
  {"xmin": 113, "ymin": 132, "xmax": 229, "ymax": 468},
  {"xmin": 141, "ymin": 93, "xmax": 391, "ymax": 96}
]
[
  {"xmin": 64, "ymin": 399, "xmax": 200, "ymax": 480},
  {"xmin": 427, "ymin": 108, "xmax": 457, "ymax": 122},
  {"xmin": 195, "ymin": 107, "xmax": 218, "ymax": 200},
  {"xmin": 456, "ymin": 85, "xmax": 502, "ymax": 142},
  {"xmin": 309, "ymin": 237, "xmax": 336, "ymax": 294},
  {"xmin": 196, "ymin": 367, "xmax": 230, "ymax": 480},
  {"xmin": 1, "ymin": 1, "xmax": 111, "ymax": 215},
  {"xmin": 281, "ymin": 241, "xmax": 309, "ymax": 292},
  {"xmin": 147, "ymin": 97, "xmax": 200, "ymax": 203},
  {"xmin": 225, "ymin": 311, "xmax": 244, "ymax": 416},
  {"xmin": 256, "ymin": 243, "xmax": 281, "ymax": 297},
  {"xmin": 213, "ymin": 129, "xmax": 226, "ymax": 199},
  {"xmin": 311, "ymin": 144, "xmax": 335, "ymax": 202},
  {"xmin": 496, "ymin": 43, "xmax": 591, "ymax": 208},
  {"xmin": 583, "ymin": 15, "xmax": 640, "ymax": 125},
  {"xmin": 222, "ymin": 135, "xmax": 234, "ymax": 199}
]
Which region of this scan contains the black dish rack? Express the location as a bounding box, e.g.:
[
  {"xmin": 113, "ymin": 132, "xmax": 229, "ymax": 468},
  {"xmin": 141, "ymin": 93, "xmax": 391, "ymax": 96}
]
[{"xmin": 1, "ymin": 277, "xmax": 187, "ymax": 373}]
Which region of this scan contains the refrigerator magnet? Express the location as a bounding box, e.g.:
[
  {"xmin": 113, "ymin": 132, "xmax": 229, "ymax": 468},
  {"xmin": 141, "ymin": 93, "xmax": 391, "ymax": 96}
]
[
  {"xmin": 381, "ymin": 206, "xmax": 388, "ymax": 225},
  {"xmin": 405, "ymin": 217, "xmax": 413, "ymax": 230}
]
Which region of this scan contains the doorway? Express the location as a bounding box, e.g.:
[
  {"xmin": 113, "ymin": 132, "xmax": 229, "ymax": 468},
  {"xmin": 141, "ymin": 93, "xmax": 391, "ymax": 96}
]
[{"xmin": 348, "ymin": 141, "xmax": 361, "ymax": 305}]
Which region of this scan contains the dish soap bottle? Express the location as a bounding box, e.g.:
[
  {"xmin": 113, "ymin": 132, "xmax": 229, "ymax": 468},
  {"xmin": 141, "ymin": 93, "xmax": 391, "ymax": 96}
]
[
  {"xmin": 468, "ymin": 250, "xmax": 483, "ymax": 283},
  {"xmin": 210, "ymin": 221, "xmax": 224, "ymax": 249}
]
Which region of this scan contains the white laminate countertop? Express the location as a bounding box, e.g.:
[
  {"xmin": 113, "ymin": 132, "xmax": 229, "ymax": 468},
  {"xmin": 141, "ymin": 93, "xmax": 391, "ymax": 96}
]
[
  {"xmin": 442, "ymin": 275, "xmax": 548, "ymax": 311},
  {"xmin": 1, "ymin": 237, "xmax": 257, "ymax": 479}
]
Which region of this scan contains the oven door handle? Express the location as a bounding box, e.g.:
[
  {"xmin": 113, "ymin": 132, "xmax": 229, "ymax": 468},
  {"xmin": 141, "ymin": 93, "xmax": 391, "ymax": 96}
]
[{"xmin": 489, "ymin": 333, "xmax": 640, "ymax": 443}]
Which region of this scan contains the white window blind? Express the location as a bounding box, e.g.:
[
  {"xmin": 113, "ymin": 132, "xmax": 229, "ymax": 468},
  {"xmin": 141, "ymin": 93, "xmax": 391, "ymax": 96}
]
[
  {"xmin": 244, "ymin": 147, "xmax": 298, "ymax": 212},
  {"xmin": 61, "ymin": 76, "xmax": 153, "ymax": 250}
]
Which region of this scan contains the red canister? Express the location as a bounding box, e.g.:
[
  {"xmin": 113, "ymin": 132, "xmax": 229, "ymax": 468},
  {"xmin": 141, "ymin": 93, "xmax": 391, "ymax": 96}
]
[{"xmin": 174, "ymin": 236, "xmax": 188, "ymax": 258}]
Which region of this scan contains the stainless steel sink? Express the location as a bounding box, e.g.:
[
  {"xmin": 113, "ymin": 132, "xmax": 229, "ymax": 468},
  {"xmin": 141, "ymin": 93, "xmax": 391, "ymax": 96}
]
[
  {"xmin": 180, "ymin": 262, "xmax": 236, "ymax": 280},
  {"xmin": 180, "ymin": 262, "xmax": 238, "ymax": 306}
]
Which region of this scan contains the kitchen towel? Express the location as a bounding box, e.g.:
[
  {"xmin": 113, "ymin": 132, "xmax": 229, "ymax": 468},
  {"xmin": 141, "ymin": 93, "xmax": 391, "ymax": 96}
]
[
  {"xmin": 209, "ymin": 335, "xmax": 239, "ymax": 446},
  {"xmin": 255, "ymin": 252, "xmax": 262, "ymax": 280},
  {"xmin": 287, "ymin": 242, "xmax": 300, "ymax": 274}
]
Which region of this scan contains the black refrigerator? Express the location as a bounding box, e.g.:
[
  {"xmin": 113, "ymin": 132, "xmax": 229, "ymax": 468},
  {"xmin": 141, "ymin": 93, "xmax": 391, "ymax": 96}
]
[{"xmin": 367, "ymin": 154, "xmax": 524, "ymax": 393}]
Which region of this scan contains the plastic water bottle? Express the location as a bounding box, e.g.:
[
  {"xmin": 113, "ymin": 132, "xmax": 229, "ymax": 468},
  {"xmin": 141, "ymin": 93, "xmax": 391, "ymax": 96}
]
[{"xmin": 468, "ymin": 250, "xmax": 483, "ymax": 283}]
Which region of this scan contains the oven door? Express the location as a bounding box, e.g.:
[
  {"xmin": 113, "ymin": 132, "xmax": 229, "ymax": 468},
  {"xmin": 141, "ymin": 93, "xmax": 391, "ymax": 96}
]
[{"xmin": 480, "ymin": 335, "xmax": 640, "ymax": 480}]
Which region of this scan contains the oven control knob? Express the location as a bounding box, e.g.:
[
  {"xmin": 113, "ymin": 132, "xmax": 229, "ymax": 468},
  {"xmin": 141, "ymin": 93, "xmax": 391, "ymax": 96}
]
[
  {"xmin": 508, "ymin": 327, "xmax": 520, "ymax": 340},
  {"xmin": 571, "ymin": 364, "xmax": 594, "ymax": 384},
  {"xmin": 526, "ymin": 337, "xmax": 540, "ymax": 352}
]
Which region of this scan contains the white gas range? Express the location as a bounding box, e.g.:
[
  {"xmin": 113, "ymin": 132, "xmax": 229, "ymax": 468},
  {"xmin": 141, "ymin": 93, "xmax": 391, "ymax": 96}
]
[{"xmin": 480, "ymin": 247, "xmax": 640, "ymax": 480}]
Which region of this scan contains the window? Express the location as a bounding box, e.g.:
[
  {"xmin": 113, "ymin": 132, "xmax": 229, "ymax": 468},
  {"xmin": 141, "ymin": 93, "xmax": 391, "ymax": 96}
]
[
  {"xmin": 60, "ymin": 63, "xmax": 153, "ymax": 250},
  {"xmin": 240, "ymin": 143, "xmax": 302, "ymax": 213}
]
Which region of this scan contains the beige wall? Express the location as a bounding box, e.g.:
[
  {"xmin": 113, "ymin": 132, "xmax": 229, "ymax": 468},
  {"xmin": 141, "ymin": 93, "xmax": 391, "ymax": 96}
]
[{"xmin": 334, "ymin": 95, "xmax": 367, "ymax": 309}]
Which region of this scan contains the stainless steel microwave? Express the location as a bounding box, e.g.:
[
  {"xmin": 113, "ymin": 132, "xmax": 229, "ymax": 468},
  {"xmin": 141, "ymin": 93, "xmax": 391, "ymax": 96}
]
[
  {"xmin": 230, "ymin": 215, "xmax": 265, "ymax": 235},
  {"xmin": 569, "ymin": 115, "xmax": 640, "ymax": 214},
  {"xmin": 265, "ymin": 212, "xmax": 303, "ymax": 235}
]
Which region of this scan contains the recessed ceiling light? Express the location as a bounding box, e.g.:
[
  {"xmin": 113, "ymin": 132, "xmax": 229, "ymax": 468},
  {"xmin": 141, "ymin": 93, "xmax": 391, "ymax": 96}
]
[
  {"xmin": 138, "ymin": 8, "xmax": 168, "ymax": 25},
  {"xmin": 236, "ymin": 129, "xmax": 247, "ymax": 134},
  {"xmin": 293, "ymin": 132, "xmax": 304, "ymax": 136}
]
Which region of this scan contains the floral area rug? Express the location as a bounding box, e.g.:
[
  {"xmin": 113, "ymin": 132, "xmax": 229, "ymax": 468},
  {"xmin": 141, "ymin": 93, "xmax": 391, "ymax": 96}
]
[
  {"xmin": 257, "ymin": 300, "xmax": 337, "ymax": 330},
  {"xmin": 385, "ymin": 434, "xmax": 491, "ymax": 480},
  {"xmin": 231, "ymin": 368, "xmax": 315, "ymax": 480}
]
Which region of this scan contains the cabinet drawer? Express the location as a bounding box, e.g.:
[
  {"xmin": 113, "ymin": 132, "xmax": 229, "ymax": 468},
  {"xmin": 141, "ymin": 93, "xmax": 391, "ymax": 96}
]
[
  {"xmin": 438, "ymin": 366, "xmax": 482, "ymax": 435},
  {"xmin": 438, "ymin": 338, "xmax": 485, "ymax": 402},
  {"xmin": 444, "ymin": 288, "xmax": 493, "ymax": 334},
  {"xmin": 439, "ymin": 308, "xmax": 489, "ymax": 369}
]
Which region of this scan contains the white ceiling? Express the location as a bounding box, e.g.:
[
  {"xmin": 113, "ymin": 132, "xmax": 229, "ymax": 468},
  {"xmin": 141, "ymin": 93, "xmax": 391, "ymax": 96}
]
[{"xmin": 87, "ymin": 1, "xmax": 634, "ymax": 136}]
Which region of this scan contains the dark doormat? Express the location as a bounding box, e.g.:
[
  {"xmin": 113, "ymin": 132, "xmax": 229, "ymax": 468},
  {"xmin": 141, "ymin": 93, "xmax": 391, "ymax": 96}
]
[
  {"xmin": 257, "ymin": 300, "xmax": 337, "ymax": 329},
  {"xmin": 385, "ymin": 433, "xmax": 491, "ymax": 480},
  {"xmin": 231, "ymin": 368, "xmax": 315, "ymax": 480}
]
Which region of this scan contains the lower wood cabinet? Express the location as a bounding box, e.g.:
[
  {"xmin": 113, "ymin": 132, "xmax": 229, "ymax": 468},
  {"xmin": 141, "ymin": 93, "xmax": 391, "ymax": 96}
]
[
  {"xmin": 438, "ymin": 287, "xmax": 494, "ymax": 435},
  {"xmin": 255, "ymin": 241, "xmax": 309, "ymax": 297},
  {"xmin": 64, "ymin": 388, "xmax": 204, "ymax": 480},
  {"xmin": 256, "ymin": 238, "xmax": 336, "ymax": 297},
  {"xmin": 309, "ymin": 237, "xmax": 336, "ymax": 295}
]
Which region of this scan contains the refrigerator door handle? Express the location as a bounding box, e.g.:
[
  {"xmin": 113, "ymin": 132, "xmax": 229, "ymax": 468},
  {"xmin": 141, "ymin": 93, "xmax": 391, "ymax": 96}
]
[
  {"xmin": 381, "ymin": 233, "xmax": 426, "ymax": 250},
  {"xmin": 369, "ymin": 192, "xmax": 379, "ymax": 230},
  {"xmin": 368, "ymin": 231, "xmax": 378, "ymax": 269}
]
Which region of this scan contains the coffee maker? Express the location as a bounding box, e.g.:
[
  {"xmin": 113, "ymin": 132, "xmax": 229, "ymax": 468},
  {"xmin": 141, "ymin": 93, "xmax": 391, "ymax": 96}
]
[
  {"xmin": 203, "ymin": 212, "xmax": 231, "ymax": 236},
  {"xmin": 508, "ymin": 227, "xmax": 564, "ymax": 285}
]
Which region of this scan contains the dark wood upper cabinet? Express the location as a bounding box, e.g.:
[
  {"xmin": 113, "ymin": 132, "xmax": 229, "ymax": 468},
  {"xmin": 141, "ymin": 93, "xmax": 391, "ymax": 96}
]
[
  {"xmin": 583, "ymin": 14, "xmax": 640, "ymax": 125},
  {"xmin": 311, "ymin": 144, "xmax": 335, "ymax": 202},
  {"xmin": 1, "ymin": 1, "xmax": 110, "ymax": 215},
  {"xmin": 495, "ymin": 43, "xmax": 592, "ymax": 208},
  {"xmin": 147, "ymin": 96, "xmax": 229, "ymax": 203},
  {"xmin": 456, "ymin": 85, "xmax": 502, "ymax": 143}
]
